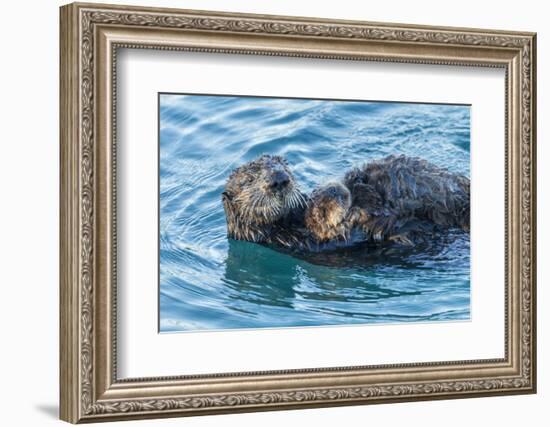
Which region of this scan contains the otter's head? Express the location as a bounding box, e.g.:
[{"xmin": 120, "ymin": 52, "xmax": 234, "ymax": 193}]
[
  {"xmin": 222, "ymin": 155, "xmax": 305, "ymax": 242},
  {"xmin": 305, "ymin": 183, "xmax": 352, "ymax": 243}
]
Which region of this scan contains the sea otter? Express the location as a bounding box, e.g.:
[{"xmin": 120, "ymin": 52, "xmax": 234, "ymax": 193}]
[{"xmin": 222, "ymin": 154, "xmax": 469, "ymax": 252}]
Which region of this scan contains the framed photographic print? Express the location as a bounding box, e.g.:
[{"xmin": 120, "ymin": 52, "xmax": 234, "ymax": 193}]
[{"xmin": 59, "ymin": 2, "xmax": 537, "ymax": 423}]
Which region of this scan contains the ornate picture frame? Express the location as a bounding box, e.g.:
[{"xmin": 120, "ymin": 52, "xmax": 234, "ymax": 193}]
[{"xmin": 60, "ymin": 2, "xmax": 536, "ymax": 423}]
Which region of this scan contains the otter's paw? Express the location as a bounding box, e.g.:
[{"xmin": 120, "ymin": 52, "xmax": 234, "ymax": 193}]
[{"xmin": 305, "ymin": 182, "xmax": 352, "ymax": 242}]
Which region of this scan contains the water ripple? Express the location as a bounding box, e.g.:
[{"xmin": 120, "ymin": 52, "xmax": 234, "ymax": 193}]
[{"xmin": 159, "ymin": 94, "xmax": 471, "ymax": 332}]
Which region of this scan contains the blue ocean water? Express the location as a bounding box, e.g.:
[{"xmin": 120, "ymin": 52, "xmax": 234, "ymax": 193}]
[{"xmin": 159, "ymin": 94, "xmax": 471, "ymax": 332}]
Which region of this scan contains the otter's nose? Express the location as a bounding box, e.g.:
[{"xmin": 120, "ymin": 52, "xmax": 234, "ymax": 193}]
[{"xmin": 270, "ymin": 170, "xmax": 290, "ymax": 190}]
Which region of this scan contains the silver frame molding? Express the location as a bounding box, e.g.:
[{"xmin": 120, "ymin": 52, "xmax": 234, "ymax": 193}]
[{"xmin": 60, "ymin": 2, "xmax": 537, "ymax": 423}]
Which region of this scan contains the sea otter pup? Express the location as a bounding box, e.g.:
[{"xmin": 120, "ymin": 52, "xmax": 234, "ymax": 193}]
[
  {"xmin": 222, "ymin": 154, "xmax": 469, "ymax": 252},
  {"xmin": 304, "ymin": 182, "xmax": 352, "ymax": 243}
]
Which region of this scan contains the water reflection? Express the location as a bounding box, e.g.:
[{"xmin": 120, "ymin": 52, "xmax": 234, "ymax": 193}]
[
  {"xmin": 159, "ymin": 94, "xmax": 471, "ymax": 332},
  {"xmin": 221, "ymin": 237, "xmax": 464, "ymax": 311},
  {"xmin": 222, "ymin": 239, "xmax": 297, "ymax": 308}
]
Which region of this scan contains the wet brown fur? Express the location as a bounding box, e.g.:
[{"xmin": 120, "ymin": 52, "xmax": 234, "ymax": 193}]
[
  {"xmin": 222, "ymin": 155, "xmax": 308, "ymax": 247},
  {"xmin": 343, "ymin": 155, "xmax": 470, "ymax": 244},
  {"xmin": 222, "ymin": 154, "xmax": 470, "ymax": 252},
  {"xmin": 304, "ymin": 183, "xmax": 351, "ymax": 243}
]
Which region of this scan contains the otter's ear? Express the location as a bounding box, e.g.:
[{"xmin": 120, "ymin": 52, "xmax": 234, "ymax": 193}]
[{"xmin": 221, "ymin": 191, "xmax": 233, "ymax": 202}]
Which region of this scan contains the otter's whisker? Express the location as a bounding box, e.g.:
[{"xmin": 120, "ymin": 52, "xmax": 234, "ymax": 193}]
[
  {"xmin": 289, "ymin": 194, "xmax": 296, "ymax": 209},
  {"xmin": 293, "ymin": 190, "xmax": 306, "ymax": 208},
  {"xmin": 291, "ymin": 191, "xmax": 302, "ymax": 209},
  {"xmin": 289, "ymin": 191, "xmax": 299, "ymax": 209}
]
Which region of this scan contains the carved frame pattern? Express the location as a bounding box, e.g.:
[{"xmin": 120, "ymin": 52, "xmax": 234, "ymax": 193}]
[{"xmin": 60, "ymin": 2, "xmax": 536, "ymax": 423}]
